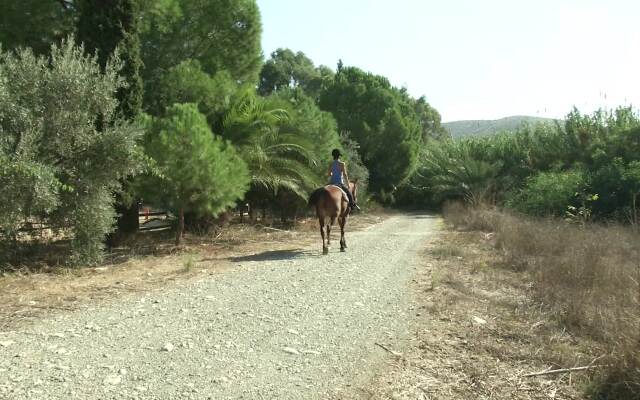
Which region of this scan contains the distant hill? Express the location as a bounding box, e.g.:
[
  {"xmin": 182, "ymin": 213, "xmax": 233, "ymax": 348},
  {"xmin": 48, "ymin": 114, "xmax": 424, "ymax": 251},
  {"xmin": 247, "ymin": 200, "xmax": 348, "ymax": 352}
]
[{"xmin": 443, "ymin": 116, "xmax": 559, "ymax": 138}]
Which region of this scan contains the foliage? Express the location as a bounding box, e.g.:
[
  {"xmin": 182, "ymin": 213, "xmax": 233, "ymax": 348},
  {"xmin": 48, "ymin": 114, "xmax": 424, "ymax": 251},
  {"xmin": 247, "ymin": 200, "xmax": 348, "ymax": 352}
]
[
  {"xmin": 622, "ymin": 160, "xmax": 640, "ymax": 224},
  {"xmin": 0, "ymin": 157, "xmax": 60, "ymax": 241},
  {"xmin": 268, "ymin": 89, "xmax": 342, "ymax": 167},
  {"xmin": 506, "ymin": 170, "xmax": 587, "ymax": 217},
  {"xmin": 76, "ymin": 0, "xmax": 145, "ymax": 237},
  {"xmin": 76, "ymin": 0, "xmax": 144, "ymax": 119},
  {"xmin": 149, "ymin": 59, "xmax": 238, "ymax": 131},
  {"xmin": 0, "ymin": 38, "xmax": 143, "ymax": 264},
  {"xmin": 3, "ymin": 0, "xmax": 259, "ymax": 118},
  {"xmin": 414, "ymin": 96, "xmax": 448, "ymax": 141},
  {"xmin": 138, "ymin": 0, "xmax": 262, "ymax": 91},
  {"xmin": 319, "ymin": 65, "xmax": 434, "ymax": 195},
  {"xmin": 140, "ymin": 103, "xmax": 249, "ymax": 243},
  {"xmin": 269, "ymin": 89, "xmax": 372, "ymax": 200},
  {"xmin": 404, "ymin": 140, "xmax": 502, "ymax": 206},
  {"xmin": 221, "ymin": 91, "xmax": 320, "ymax": 202},
  {"xmin": 338, "ymin": 131, "xmax": 369, "ymax": 196},
  {"xmin": 77, "ymin": 0, "xmax": 134, "ymax": 66},
  {"xmin": 258, "ymin": 48, "xmax": 331, "ymax": 99},
  {"xmin": 418, "ymin": 107, "xmax": 640, "ymax": 222},
  {"xmin": 0, "ymin": 0, "xmax": 76, "ymax": 55},
  {"xmin": 2, "ymin": 3, "xmax": 455, "ymax": 230}
]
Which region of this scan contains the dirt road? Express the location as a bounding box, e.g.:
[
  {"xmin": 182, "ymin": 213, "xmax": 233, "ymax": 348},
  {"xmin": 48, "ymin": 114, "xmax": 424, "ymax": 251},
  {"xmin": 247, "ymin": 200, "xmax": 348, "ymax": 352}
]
[{"xmin": 0, "ymin": 214, "xmax": 439, "ymax": 399}]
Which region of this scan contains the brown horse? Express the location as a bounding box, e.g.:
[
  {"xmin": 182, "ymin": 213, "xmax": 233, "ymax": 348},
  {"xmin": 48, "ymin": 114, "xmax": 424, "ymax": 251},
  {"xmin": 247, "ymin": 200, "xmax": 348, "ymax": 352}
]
[{"xmin": 308, "ymin": 180, "xmax": 358, "ymax": 254}]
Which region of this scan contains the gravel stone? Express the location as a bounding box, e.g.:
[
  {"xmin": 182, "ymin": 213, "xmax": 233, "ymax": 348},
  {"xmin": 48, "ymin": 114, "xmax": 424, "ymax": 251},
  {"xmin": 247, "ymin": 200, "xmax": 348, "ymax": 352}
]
[
  {"xmin": 103, "ymin": 375, "xmax": 122, "ymax": 385},
  {"xmin": 160, "ymin": 343, "xmax": 174, "ymax": 352},
  {"xmin": 282, "ymin": 347, "xmax": 300, "ymax": 355}
]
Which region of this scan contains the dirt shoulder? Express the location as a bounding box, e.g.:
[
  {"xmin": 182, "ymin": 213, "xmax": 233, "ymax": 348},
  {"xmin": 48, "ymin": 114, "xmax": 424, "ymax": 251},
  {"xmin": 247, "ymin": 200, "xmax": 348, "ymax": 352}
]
[
  {"xmin": 365, "ymin": 223, "xmax": 596, "ymax": 399},
  {"xmin": 0, "ymin": 212, "xmax": 388, "ymax": 331}
]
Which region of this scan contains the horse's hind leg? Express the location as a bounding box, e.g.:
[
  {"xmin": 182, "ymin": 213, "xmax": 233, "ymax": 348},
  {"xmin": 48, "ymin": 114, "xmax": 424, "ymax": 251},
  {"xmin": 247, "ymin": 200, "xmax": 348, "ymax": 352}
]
[
  {"xmin": 319, "ymin": 217, "xmax": 328, "ymax": 255},
  {"xmin": 339, "ymin": 216, "xmax": 347, "ymax": 252},
  {"xmin": 327, "ymin": 216, "xmax": 337, "ymax": 247}
]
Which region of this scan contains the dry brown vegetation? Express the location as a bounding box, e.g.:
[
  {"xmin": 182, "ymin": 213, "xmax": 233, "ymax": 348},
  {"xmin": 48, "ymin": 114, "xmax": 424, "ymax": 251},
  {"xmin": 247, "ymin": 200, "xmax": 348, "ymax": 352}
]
[
  {"xmin": 443, "ymin": 203, "xmax": 640, "ymax": 399},
  {"xmin": 366, "ymin": 220, "xmax": 589, "ymax": 399}
]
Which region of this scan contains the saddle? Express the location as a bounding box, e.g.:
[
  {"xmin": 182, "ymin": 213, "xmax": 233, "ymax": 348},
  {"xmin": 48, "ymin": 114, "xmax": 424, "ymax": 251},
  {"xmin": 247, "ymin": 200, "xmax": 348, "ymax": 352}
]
[{"xmin": 326, "ymin": 184, "xmax": 349, "ymax": 203}]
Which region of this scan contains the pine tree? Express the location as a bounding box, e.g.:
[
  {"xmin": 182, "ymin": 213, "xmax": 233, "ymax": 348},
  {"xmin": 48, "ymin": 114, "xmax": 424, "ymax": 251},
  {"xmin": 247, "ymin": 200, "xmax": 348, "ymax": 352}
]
[{"xmin": 140, "ymin": 104, "xmax": 250, "ymax": 245}]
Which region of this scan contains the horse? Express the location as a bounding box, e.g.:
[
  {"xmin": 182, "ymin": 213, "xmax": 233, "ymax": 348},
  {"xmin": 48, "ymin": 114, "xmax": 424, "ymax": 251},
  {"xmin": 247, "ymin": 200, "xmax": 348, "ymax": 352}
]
[{"xmin": 307, "ymin": 180, "xmax": 358, "ymax": 255}]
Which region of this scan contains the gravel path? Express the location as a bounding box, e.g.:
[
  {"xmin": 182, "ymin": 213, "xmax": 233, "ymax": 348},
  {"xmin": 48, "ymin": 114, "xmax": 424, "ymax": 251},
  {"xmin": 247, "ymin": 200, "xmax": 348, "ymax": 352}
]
[{"xmin": 0, "ymin": 214, "xmax": 439, "ymax": 400}]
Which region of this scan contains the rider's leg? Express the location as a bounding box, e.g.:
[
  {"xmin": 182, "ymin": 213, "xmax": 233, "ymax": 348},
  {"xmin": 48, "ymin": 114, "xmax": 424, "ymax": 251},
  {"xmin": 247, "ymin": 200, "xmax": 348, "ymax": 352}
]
[{"xmin": 341, "ymin": 184, "xmax": 356, "ymax": 208}]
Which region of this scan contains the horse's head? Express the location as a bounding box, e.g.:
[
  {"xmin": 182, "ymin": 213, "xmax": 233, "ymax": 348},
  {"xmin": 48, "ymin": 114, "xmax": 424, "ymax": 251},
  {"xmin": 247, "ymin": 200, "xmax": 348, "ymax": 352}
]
[{"xmin": 349, "ymin": 179, "xmax": 358, "ymax": 203}]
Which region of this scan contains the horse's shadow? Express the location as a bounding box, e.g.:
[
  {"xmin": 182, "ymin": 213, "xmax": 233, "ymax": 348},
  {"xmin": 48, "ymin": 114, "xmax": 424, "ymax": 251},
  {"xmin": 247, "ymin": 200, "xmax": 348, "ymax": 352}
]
[{"xmin": 228, "ymin": 249, "xmax": 321, "ymax": 262}]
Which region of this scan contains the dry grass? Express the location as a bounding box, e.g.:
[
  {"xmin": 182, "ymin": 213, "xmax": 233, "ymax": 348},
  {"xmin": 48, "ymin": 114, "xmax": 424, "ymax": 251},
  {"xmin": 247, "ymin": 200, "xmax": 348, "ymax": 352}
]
[
  {"xmin": 443, "ymin": 202, "xmax": 640, "ymax": 399},
  {"xmin": 430, "ymin": 244, "xmax": 464, "ymax": 258},
  {"xmin": 366, "ymin": 226, "xmax": 588, "ymax": 399}
]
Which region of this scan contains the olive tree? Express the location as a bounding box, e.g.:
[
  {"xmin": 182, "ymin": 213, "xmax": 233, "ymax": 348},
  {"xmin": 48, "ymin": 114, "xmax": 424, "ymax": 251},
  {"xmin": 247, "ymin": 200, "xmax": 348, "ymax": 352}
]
[{"xmin": 0, "ymin": 38, "xmax": 143, "ymax": 265}]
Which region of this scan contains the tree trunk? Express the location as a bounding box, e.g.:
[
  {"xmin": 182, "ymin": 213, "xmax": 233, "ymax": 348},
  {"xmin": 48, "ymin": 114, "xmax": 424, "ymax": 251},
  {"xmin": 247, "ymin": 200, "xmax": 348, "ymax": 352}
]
[
  {"xmin": 633, "ymin": 193, "xmax": 638, "ymax": 228},
  {"xmin": 175, "ymin": 207, "xmax": 184, "ymax": 245},
  {"xmin": 116, "ymin": 199, "xmax": 139, "ymax": 233},
  {"xmin": 248, "ymin": 202, "xmax": 254, "ymax": 222},
  {"xmin": 106, "ymin": 195, "xmax": 138, "ymax": 248}
]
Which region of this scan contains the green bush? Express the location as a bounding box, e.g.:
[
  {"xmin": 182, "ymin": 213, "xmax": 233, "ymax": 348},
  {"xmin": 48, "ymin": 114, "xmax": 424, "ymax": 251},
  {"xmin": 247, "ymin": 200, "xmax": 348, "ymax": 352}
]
[
  {"xmin": 506, "ymin": 170, "xmax": 587, "ymax": 216},
  {"xmin": 0, "ymin": 38, "xmax": 143, "ymax": 265}
]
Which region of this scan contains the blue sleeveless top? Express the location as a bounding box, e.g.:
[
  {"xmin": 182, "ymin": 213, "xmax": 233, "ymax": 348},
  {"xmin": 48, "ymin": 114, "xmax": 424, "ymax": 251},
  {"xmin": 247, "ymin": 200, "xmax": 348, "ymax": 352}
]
[{"xmin": 329, "ymin": 160, "xmax": 343, "ymax": 185}]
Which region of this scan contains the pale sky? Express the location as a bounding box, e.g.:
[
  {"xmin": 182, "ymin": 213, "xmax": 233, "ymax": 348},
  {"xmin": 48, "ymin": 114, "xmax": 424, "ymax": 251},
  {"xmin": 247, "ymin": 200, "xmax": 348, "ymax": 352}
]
[{"xmin": 257, "ymin": 0, "xmax": 640, "ymax": 122}]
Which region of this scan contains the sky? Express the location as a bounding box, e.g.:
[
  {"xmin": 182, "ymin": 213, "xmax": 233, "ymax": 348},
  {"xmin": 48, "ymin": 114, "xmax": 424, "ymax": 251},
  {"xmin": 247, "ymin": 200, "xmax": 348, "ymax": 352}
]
[{"xmin": 257, "ymin": 0, "xmax": 640, "ymax": 122}]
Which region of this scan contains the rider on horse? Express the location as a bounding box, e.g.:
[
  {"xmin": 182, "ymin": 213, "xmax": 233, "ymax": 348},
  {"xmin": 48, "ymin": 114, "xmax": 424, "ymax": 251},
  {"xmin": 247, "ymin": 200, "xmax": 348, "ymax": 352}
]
[{"xmin": 328, "ymin": 149, "xmax": 360, "ymax": 211}]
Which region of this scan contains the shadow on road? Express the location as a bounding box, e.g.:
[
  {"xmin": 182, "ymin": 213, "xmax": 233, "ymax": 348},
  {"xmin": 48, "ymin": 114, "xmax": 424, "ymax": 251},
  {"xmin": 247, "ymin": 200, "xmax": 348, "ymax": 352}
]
[{"xmin": 228, "ymin": 249, "xmax": 319, "ymax": 262}]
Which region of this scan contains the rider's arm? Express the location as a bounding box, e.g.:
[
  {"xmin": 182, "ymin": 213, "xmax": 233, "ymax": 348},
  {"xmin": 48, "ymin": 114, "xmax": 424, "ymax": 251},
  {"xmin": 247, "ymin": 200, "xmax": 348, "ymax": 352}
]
[{"xmin": 342, "ymin": 162, "xmax": 350, "ymax": 183}]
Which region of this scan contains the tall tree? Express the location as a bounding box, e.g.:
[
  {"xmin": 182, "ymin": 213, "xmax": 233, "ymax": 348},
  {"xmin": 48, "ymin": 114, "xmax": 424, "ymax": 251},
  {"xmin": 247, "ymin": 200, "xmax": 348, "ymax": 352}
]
[
  {"xmin": 258, "ymin": 48, "xmax": 330, "ymax": 98},
  {"xmin": 268, "ymin": 88, "xmax": 342, "ymax": 166},
  {"xmin": 76, "ymin": 0, "xmax": 144, "ymax": 237},
  {"xmin": 0, "ymin": 0, "xmax": 76, "ymax": 55},
  {"xmin": 414, "ymin": 96, "xmax": 448, "ymax": 141},
  {"xmin": 222, "ymin": 91, "xmax": 321, "ymax": 204},
  {"xmin": 76, "ymin": 0, "xmax": 143, "ymax": 119},
  {"xmin": 319, "ymin": 65, "xmax": 424, "ymax": 195},
  {"xmin": 138, "ymin": 0, "xmax": 262, "ymax": 100},
  {"xmin": 149, "ymin": 59, "xmax": 238, "ymax": 132}
]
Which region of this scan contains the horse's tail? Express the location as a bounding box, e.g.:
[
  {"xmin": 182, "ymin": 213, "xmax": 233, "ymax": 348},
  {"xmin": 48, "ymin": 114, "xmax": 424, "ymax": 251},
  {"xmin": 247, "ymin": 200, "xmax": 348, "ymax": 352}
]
[{"xmin": 308, "ymin": 187, "xmax": 326, "ymax": 207}]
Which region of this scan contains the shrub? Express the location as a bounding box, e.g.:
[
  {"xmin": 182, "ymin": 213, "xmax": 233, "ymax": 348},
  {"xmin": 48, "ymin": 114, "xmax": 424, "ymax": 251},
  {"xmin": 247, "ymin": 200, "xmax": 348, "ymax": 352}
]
[
  {"xmin": 0, "ymin": 38, "xmax": 143, "ymax": 265},
  {"xmin": 506, "ymin": 169, "xmax": 587, "ymax": 217}
]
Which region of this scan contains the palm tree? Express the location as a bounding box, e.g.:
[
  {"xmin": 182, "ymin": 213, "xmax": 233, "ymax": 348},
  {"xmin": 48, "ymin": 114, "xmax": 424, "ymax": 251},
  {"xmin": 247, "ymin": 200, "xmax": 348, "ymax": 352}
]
[
  {"xmin": 222, "ymin": 91, "xmax": 321, "ymax": 208},
  {"xmin": 422, "ymin": 141, "xmax": 502, "ymax": 205}
]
